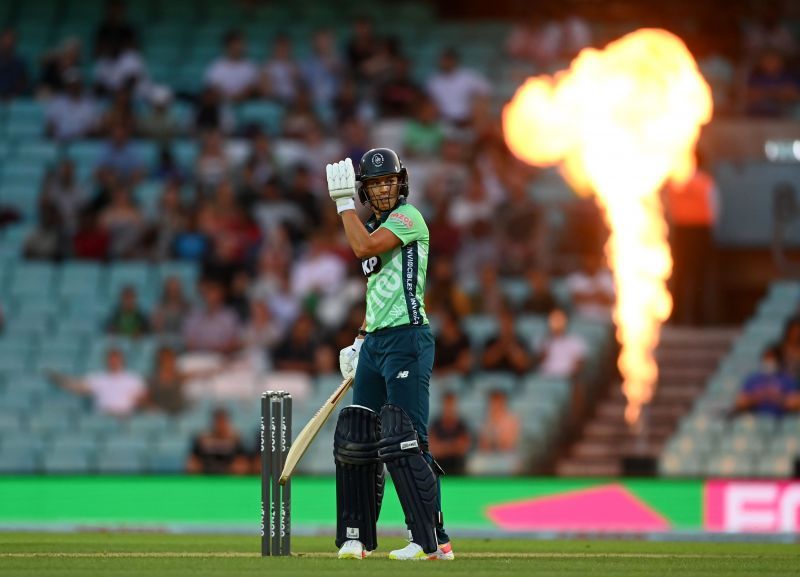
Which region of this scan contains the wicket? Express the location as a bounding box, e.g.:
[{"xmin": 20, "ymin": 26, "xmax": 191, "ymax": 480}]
[{"xmin": 261, "ymin": 390, "xmax": 292, "ymax": 556}]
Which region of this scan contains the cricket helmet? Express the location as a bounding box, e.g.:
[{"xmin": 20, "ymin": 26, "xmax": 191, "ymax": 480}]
[{"xmin": 356, "ymin": 148, "xmax": 409, "ymax": 209}]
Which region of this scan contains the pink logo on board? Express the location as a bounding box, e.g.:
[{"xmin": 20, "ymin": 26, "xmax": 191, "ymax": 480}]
[{"xmin": 705, "ymin": 480, "xmax": 800, "ymax": 532}]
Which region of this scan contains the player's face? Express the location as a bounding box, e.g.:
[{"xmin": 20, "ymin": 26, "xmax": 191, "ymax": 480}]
[{"xmin": 364, "ymin": 175, "xmax": 399, "ymax": 212}]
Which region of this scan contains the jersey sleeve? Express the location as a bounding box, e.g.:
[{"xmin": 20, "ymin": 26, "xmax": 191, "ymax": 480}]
[{"xmin": 379, "ymin": 204, "xmax": 428, "ymax": 246}]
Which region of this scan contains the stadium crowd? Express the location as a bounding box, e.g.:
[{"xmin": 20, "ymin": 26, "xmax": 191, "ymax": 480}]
[{"xmin": 0, "ymin": 0, "xmax": 797, "ymax": 474}]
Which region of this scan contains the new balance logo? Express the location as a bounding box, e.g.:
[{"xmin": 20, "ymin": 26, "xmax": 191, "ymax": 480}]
[
  {"xmin": 346, "ymin": 527, "xmax": 360, "ymax": 539},
  {"xmin": 396, "ymin": 370, "xmax": 409, "ymax": 379}
]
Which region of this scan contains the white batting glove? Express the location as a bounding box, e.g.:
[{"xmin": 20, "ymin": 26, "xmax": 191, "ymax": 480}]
[
  {"xmin": 326, "ymin": 158, "xmax": 357, "ymax": 214},
  {"xmin": 339, "ymin": 337, "xmax": 363, "ymax": 380}
]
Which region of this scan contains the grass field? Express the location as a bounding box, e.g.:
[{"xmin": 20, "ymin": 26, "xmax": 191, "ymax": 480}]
[{"xmin": 1, "ymin": 533, "xmax": 799, "ymax": 577}]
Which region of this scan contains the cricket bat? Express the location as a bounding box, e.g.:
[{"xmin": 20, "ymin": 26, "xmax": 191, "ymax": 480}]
[{"xmin": 279, "ymin": 376, "xmax": 353, "ymax": 485}]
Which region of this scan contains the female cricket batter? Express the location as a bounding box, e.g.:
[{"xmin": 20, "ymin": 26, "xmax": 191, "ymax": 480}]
[{"xmin": 326, "ymin": 149, "xmax": 454, "ymax": 560}]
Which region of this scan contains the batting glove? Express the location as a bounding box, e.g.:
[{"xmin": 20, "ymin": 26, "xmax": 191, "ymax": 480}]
[
  {"xmin": 338, "ymin": 337, "xmax": 363, "ymax": 380},
  {"xmin": 326, "ymin": 158, "xmax": 357, "ymax": 214}
]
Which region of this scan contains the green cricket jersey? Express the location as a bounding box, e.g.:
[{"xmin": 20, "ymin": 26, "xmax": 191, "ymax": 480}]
[{"xmin": 362, "ymin": 201, "xmax": 429, "ymax": 332}]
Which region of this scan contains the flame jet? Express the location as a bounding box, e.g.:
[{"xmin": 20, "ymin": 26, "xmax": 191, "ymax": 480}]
[{"xmin": 503, "ymin": 29, "xmax": 712, "ymax": 424}]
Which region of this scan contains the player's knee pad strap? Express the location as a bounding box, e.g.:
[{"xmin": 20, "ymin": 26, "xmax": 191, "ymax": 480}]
[
  {"xmin": 333, "ymin": 405, "xmax": 383, "ymax": 550},
  {"xmin": 378, "ymin": 404, "xmax": 440, "ymax": 554}
]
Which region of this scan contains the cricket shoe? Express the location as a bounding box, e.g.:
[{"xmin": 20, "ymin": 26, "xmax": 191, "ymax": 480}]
[
  {"xmin": 388, "ymin": 541, "xmax": 454, "ymax": 561},
  {"xmin": 337, "ymin": 540, "xmax": 372, "ymax": 559}
]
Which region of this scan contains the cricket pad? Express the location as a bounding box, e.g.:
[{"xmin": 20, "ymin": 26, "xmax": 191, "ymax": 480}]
[
  {"xmin": 378, "ymin": 404, "xmax": 440, "ymax": 554},
  {"xmin": 334, "ymin": 405, "xmax": 384, "ymax": 550}
]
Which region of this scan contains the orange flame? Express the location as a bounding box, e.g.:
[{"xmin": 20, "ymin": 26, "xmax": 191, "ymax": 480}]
[{"xmin": 503, "ymin": 29, "xmax": 712, "ymax": 425}]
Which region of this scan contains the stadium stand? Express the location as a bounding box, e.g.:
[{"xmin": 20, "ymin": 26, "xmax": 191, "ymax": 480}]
[
  {"xmin": 661, "ymin": 282, "xmax": 800, "ymax": 478},
  {"xmin": 0, "ymin": 0, "xmax": 796, "ymax": 477}
]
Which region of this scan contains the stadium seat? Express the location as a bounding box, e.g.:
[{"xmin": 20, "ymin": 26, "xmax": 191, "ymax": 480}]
[
  {"xmin": 95, "ymin": 451, "xmax": 146, "ymax": 473},
  {"xmin": 106, "ymin": 263, "xmax": 154, "ymax": 299},
  {"xmin": 237, "ymin": 102, "xmax": 286, "ymax": 136},
  {"xmin": 59, "ymin": 262, "xmax": 103, "ymax": 298},
  {"xmin": 78, "ymin": 414, "xmax": 123, "ymax": 435},
  {"xmin": 0, "ymin": 447, "xmax": 39, "ymax": 473},
  {"xmin": 462, "ymin": 315, "xmax": 498, "ymax": 348},
  {"xmin": 43, "ymin": 449, "xmax": 93, "ymax": 473}
]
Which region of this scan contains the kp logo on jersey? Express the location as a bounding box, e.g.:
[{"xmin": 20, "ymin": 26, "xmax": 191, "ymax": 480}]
[{"xmin": 361, "ymin": 255, "xmax": 382, "ymax": 277}]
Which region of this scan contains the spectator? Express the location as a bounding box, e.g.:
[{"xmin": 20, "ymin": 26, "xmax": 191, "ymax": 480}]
[
  {"xmin": 242, "ymin": 131, "xmax": 277, "ymax": 193},
  {"xmin": 403, "ymin": 97, "xmax": 444, "ymax": 158},
  {"xmin": 429, "ymin": 391, "xmax": 472, "ymax": 475},
  {"xmin": 535, "ymin": 308, "xmax": 587, "ymax": 379},
  {"xmin": 97, "ymin": 83, "xmax": 137, "ymax": 135},
  {"xmin": 302, "ymin": 29, "xmax": 343, "ymax": 108},
  {"xmin": 496, "ymin": 179, "xmax": 545, "ymax": 275},
  {"xmin": 426, "ymin": 48, "xmax": 490, "ymax": 125},
  {"xmin": 51, "ymin": 348, "xmax": 146, "ymax": 417},
  {"xmin": 745, "ymin": 50, "xmax": 800, "ymax": 118},
  {"xmin": 195, "ymin": 130, "xmax": 230, "ymax": 193},
  {"xmin": 227, "ymin": 270, "xmax": 252, "ymax": 322},
  {"xmin": 186, "ymin": 408, "xmax": 249, "ymax": 474},
  {"xmin": 339, "ymin": 118, "xmax": 370, "ymax": 166},
  {"xmin": 96, "ymin": 123, "xmax": 145, "ymax": 183},
  {"xmin": 424, "ymin": 139, "xmax": 469, "ymax": 206},
  {"xmin": 332, "ymin": 76, "xmax": 367, "ymax": 126},
  {"xmin": 477, "ymin": 389, "xmax": 521, "ymax": 452},
  {"xmin": 481, "ymin": 307, "xmax": 532, "ymax": 374},
  {"xmin": 39, "ymin": 37, "xmax": 82, "ymax": 96},
  {"xmin": 138, "ymin": 86, "xmax": 185, "ymax": 144},
  {"xmin": 146, "ymin": 347, "xmax": 188, "ymax": 414},
  {"xmin": 282, "ymin": 91, "xmax": 322, "ymax": 139},
  {"xmin": 346, "ymin": 18, "xmax": 379, "ymax": 82},
  {"xmin": 522, "ymin": 269, "xmax": 558, "ymax": 315},
  {"xmin": 272, "ymin": 313, "xmax": 318, "ymax": 373},
  {"xmin": 94, "ymin": 0, "xmax": 138, "ymax": 59},
  {"xmin": 448, "ymin": 176, "xmax": 495, "ymax": 229},
  {"xmin": 455, "ymin": 220, "xmax": 500, "ymax": 285},
  {"xmin": 151, "ymin": 276, "xmax": 191, "ymax": 338},
  {"xmin": 425, "ymin": 258, "xmax": 471, "ymax": 318},
  {"xmin": 204, "ymin": 30, "xmax": 258, "ymax": 102},
  {"xmin": 45, "ymin": 71, "xmax": 99, "ymax": 141},
  {"xmin": 99, "ymin": 186, "xmax": 146, "ymax": 258},
  {"xmin": 427, "ymin": 200, "xmax": 463, "ymax": 261},
  {"xmin": 260, "ymin": 35, "xmax": 301, "ymax": 103},
  {"xmin": 73, "ymin": 213, "xmax": 110, "ymax": 260},
  {"xmin": 566, "ymin": 252, "xmax": 615, "ymax": 323},
  {"xmin": 182, "ymin": 279, "xmax": 241, "ymax": 354},
  {"xmin": 194, "ymin": 86, "xmax": 235, "ymax": 134},
  {"xmin": 433, "ymin": 308, "xmax": 473, "ymax": 375},
  {"xmin": 378, "ymin": 56, "xmax": 421, "ymax": 118},
  {"xmin": 24, "ymin": 204, "xmax": 63, "ymax": 261},
  {"xmin": 241, "ymin": 300, "xmax": 282, "ymax": 374},
  {"xmin": 0, "ymin": 28, "xmax": 29, "ymax": 99},
  {"xmin": 204, "ymin": 182, "xmax": 261, "ymax": 267},
  {"xmin": 285, "ymin": 165, "xmax": 322, "ymax": 232},
  {"xmin": 735, "ymin": 345, "xmax": 798, "ymax": 417},
  {"xmin": 252, "ymin": 178, "xmax": 305, "ymax": 239},
  {"xmin": 172, "ymin": 209, "xmax": 211, "ymax": 261},
  {"xmin": 151, "ymin": 180, "xmax": 189, "ymax": 259},
  {"xmin": 106, "ymin": 285, "xmax": 150, "ymax": 337},
  {"xmin": 92, "ymin": 38, "xmax": 147, "ymax": 97},
  {"xmin": 41, "ymin": 159, "xmax": 87, "ymax": 238},
  {"xmin": 291, "ymin": 233, "xmax": 347, "ymax": 302},
  {"xmin": 471, "ymin": 264, "xmax": 506, "ymax": 317}
]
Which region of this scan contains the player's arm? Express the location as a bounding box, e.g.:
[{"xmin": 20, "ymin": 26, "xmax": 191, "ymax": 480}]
[{"xmin": 340, "ymin": 211, "xmax": 401, "ymax": 258}]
